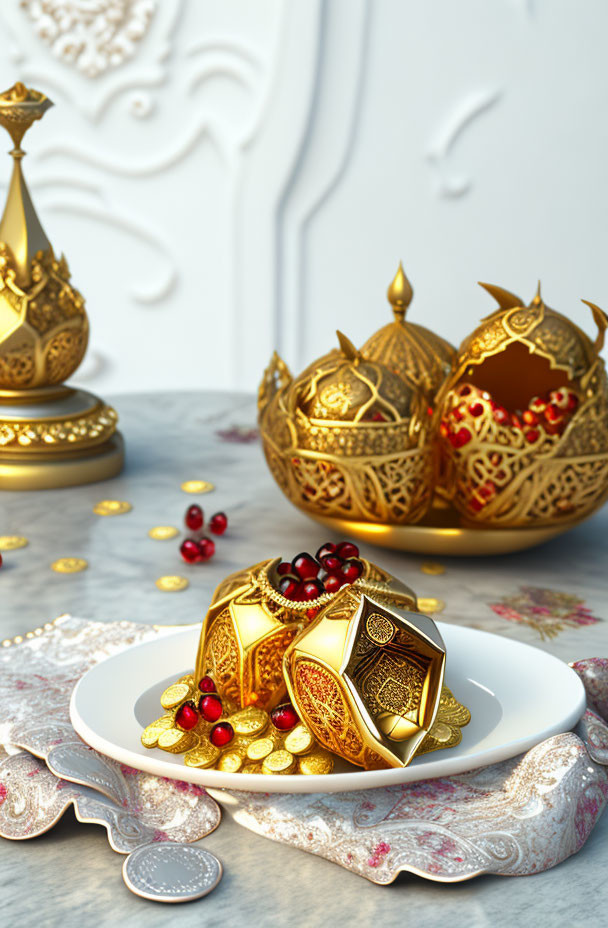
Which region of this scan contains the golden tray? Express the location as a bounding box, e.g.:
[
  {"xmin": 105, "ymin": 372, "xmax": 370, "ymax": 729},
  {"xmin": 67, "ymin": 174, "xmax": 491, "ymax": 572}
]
[{"xmin": 300, "ymin": 504, "xmax": 585, "ymax": 556}]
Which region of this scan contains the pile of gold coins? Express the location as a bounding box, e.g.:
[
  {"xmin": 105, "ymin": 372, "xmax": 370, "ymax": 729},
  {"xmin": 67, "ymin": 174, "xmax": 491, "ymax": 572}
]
[{"xmin": 141, "ymin": 675, "xmax": 334, "ymax": 776}]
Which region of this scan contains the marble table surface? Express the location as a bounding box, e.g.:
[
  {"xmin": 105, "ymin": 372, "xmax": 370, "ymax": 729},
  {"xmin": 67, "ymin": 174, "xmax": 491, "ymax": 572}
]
[{"xmin": 1, "ymin": 389, "xmax": 608, "ymax": 927}]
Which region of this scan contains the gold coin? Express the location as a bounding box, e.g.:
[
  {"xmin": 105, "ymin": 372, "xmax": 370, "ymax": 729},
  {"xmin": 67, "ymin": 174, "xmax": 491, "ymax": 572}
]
[
  {"xmin": 284, "ymin": 724, "xmax": 314, "ymax": 756},
  {"xmin": 160, "ymin": 682, "xmax": 191, "ymax": 709},
  {"xmin": 93, "ymin": 500, "xmax": 132, "ymax": 516},
  {"xmin": 230, "ymin": 707, "xmax": 269, "ymax": 737},
  {"xmin": 148, "ymin": 525, "xmax": 179, "ymax": 540},
  {"xmin": 184, "ymin": 742, "xmax": 221, "ymax": 768},
  {"xmin": 0, "ymin": 535, "xmax": 28, "ymax": 550},
  {"xmin": 246, "ymin": 737, "xmax": 274, "ymax": 762},
  {"xmin": 157, "ymin": 728, "xmax": 197, "ymax": 754},
  {"xmin": 217, "ymin": 751, "xmax": 243, "ymax": 773},
  {"xmin": 420, "ymin": 562, "xmax": 445, "ymax": 576},
  {"xmin": 429, "ymin": 721, "xmax": 453, "ymax": 744},
  {"xmin": 155, "ymin": 575, "xmax": 189, "ymax": 592},
  {"xmin": 417, "ymin": 597, "xmax": 446, "ymax": 614},
  {"xmin": 298, "ymin": 749, "xmax": 334, "ymax": 775},
  {"xmin": 181, "ymin": 480, "xmax": 215, "ymax": 494},
  {"xmin": 51, "ymin": 557, "xmax": 88, "ymax": 574},
  {"xmin": 140, "ymin": 716, "xmax": 174, "ymax": 748},
  {"xmin": 262, "ymin": 749, "xmax": 296, "ymax": 775}
]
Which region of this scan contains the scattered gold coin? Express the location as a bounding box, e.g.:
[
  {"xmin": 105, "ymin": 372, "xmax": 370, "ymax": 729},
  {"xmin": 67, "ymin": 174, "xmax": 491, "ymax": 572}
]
[
  {"xmin": 284, "ymin": 724, "xmax": 314, "ymax": 756},
  {"xmin": 148, "ymin": 525, "xmax": 179, "ymax": 541},
  {"xmin": 420, "ymin": 561, "xmax": 445, "ymax": 576},
  {"xmin": 298, "ymin": 749, "xmax": 334, "ymax": 775},
  {"xmin": 51, "ymin": 557, "xmax": 88, "ymax": 574},
  {"xmin": 158, "ymin": 728, "xmax": 197, "ymax": 754},
  {"xmin": 246, "ymin": 737, "xmax": 274, "ymax": 762},
  {"xmin": 181, "ymin": 480, "xmax": 215, "ymax": 494},
  {"xmin": 0, "ymin": 535, "xmax": 28, "ymax": 550},
  {"xmin": 262, "ymin": 749, "xmax": 296, "ymax": 775},
  {"xmin": 160, "ymin": 682, "xmax": 192, "ymax": 709},
  {"xmin": 417, "ymin": 597, "xmax": 446, "ymax": 614},
  {"xmin": 141, "ymin": 716, "xmax": 174, "ymax": 748},
  {"xmin": 156, "ymin": 575, "xmax": 189, "ymax": 592},
  {"xmin": 217, "ymin": 751, "xmax": 243, "ymax": 773},
  {"xmin": 184, "ymin": 742, "xmax": 221, "ymax": 768},
  {"xmin": 93, "ymin": 500, "xmax": 132, "ymax": 516},
  {"xmin": 230, "ymin": 706, "xmax": 269, "ymax": 737}
]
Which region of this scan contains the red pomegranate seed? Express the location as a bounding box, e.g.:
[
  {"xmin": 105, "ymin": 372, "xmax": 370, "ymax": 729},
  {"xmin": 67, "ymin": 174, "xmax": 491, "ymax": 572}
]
[
  {"xmin": 341, "ymin": 558, "xmax": 363, "ymax": 583},
  {"xmin": 493, "ymin": 407, "xmax": 509, "ymax": 425},
  {"xmin": 198, "ymin": 675, "xmax": 216, "ymax": 693},
  {"xmin": 292, "ymin": 553, "xmax": 319, "ymax": 580},
  {"xmin": 303, "ymin": 579, "xmax": 324, "ymax": 600},
  {"xmin": 469, "ymin": 402, "xmax": 484, "ymax": 417},
  {"xmin": 209, "ymin": 512, "xmax": 228, "ymax": 535},
  {"xmin": 197, "ymin": 537, "xmax": 215, "ymax": 561},
  {"xmin": 210, "ymin": 722, "xmax": 234, "ymax": 747},
  {"xmin": 279, "ymin": 576, "xmax": 299, "ymax": 599},
  {"xmin": 306, "ymin": 607, "xmax": 320, "ymax": 620},
  {"xmin": 0, "ymin": 553, "xmax": 3, "ymax": 569},
  {"xmin": 336, "ymin": 541, "xmax": 359, "ymax": 559},
  {"xmin": 185, "ymin": 504, "xmax": 203, "ymax": 532},
  {"xmin": 180, "ymin": 539, "xmax": 202, "ymax": 564},
  {"xmin": 316, "ymin": 542, "xmax": 336, "ymax": 561},
  {"xmin": 470, "ymin": 498, "xmax": 484, "ymax": 512},
  {"xmin": 525, "ymin": 428, "xmax": 540, "ymax": 443},
  {"xmin": 175, "ymin": 702, "xmax": 198, "ymax": 731},
  {"xmin": 271, "ymin": 704, "xmax": 299, "ymax": 731},
  {"xmin": 450, "ymin": 427, "xmax": 472, "ymax": 448},
  {"xmin": 321, "ymin": 554, "xmax": 342, "ymax": 572},
  {"xmin": 277, "ymin": 561, "xmax": 292, "ymax": 576},
  {"xmin": 324, "ymin": 574, "xmax": 344, "ymax": 594},
  {"xmin": 199, "ymin": 694, "xmax": 223, "ymax": 723}
]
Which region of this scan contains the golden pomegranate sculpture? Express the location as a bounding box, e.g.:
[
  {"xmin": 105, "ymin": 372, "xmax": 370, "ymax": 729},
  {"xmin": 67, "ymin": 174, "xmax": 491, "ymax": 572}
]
[
  {"xmin": 0, "ymin": 83, "xmax": 123, "ymax": 489},
  {"xmin": 258, "ymin": 265, "xmax": 453, "ymax": 524},
  {"xmin": 437, "ymin": 282, "xmax": 608, "ymax": 525}
]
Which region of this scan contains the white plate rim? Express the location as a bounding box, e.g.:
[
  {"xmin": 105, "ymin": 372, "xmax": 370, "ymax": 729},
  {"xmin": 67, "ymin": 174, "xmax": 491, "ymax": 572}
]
[{"xmin": 70, "ymin": 624, "xmax": 586, "ymax": 793}]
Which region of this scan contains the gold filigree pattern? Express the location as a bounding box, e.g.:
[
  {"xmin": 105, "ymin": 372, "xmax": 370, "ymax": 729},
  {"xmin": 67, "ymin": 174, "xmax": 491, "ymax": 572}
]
[{"xmin": 0, "ymin": 403, "xmax": 117, "ymax": 451}]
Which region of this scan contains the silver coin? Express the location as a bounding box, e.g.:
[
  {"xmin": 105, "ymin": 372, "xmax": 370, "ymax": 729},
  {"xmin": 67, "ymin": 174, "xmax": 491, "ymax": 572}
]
[{"xmin": 122, "ymin": 842, "xmax": 222, "ymax": 903}]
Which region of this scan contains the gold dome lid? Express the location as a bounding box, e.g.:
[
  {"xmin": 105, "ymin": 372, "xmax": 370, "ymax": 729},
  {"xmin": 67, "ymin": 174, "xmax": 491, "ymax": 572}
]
[{"xmin": 361, "ymin": 263, "xmax": 456, "ymax": 397}]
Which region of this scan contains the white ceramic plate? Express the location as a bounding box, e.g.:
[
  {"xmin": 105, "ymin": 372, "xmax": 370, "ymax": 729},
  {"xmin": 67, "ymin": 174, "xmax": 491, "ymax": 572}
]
[{"xmin": 70, "ymin": 624, "xmax": 586, "ymax": 793}]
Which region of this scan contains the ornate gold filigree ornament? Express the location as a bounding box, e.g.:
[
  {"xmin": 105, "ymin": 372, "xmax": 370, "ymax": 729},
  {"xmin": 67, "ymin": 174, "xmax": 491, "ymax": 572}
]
[
  {"xmin": 142, "ymin": 554, "xmax": 470, "ymax": 774},
  {"xmin": 0, "ymin": 82, "xmax": 123, "ymax": 489},
  {"xmin": 258, "ymin": 266, "xmax": 608, "ymax": 538}
]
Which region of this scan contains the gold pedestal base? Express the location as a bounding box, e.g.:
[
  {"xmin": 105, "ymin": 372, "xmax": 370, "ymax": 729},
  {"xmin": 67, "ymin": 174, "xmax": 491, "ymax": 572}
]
[{"xmin": 0, "ymin": 385, "xmax": 124, "ymax": 490}]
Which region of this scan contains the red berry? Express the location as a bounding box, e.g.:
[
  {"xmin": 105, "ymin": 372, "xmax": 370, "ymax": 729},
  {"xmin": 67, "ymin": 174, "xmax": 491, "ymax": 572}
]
[
  {"xmin": 279, "ymin": 575, "xmax": 299, "ymax": 599},
  {"xmin": 185, "ymin": 504, "xmax": 203, "ymax": 532},
  {"xmin": 303, "ymin": 579, "xmax": 324, "ymax": 600},
  {"xmin": 196, "ymin": 537, "xmax": 215, "ymax": 561},
  {"xmin": 316, "ymin": 543, "xmax": 336, "ymax": 561},
  {"xmin": 292, "ymin": 552, "xmax": 319, "ymax": 580},
  {"xmin": 321, "ymin": 554, "xmax": 342, "ymax": 572},
  {"xmin": 336, "ymin": 541, "xmax": 359, "ymax": 559},
  {"xmin": 469, "ymin": 402, "xmax": 484, "ymax": 417},
  {"xmin": 175, "ymin": 702, "xmax": 198, "ymax": 731},
  {"xmin": 271, "ymin": 704, "xmax": 299, "ymax": 731},
  {"xmin": 199, "ymin": 694, "xmax": 223, "ymax": 723},
  {"xmin": 209, "ymin": 512, "xmax": 228, "ymax": 535},
  {"xmin": 341, "ymin": 558, "xmax": 363, "ymax": 583},
  {"xmin": 180, "ymin": 539, "xmax": 202, "ymax": 564},
  {"xmin": 277, "ymin": 561, "xmax": 292, "ymax": 576},
  {"xmin": 210, "ymin": 721, "xmax": 234, "ymax": 747},
  {"xmin": 324, "ymin": 574, "xmax": 344, "ymax": 594},
  {"xmin": 198, "ymin": 675, "xmax": 216, "ymax": 693}
]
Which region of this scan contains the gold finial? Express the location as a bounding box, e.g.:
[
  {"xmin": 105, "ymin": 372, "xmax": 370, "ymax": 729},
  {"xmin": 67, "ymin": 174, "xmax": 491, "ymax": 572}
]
[
  {"xmin": 336, "ymin": 330, "xmax": 361, "ymax": 361},
  {"xmin": 387, "ymin": 262, "xmax": 413, "ymax": 322},
  {"xmin": 0, "ymin": 83, "xmax": 53, "ymax": 286},
  {"xmin": 532, "ymin": 281, "xmax": 543, "ymax": 307}
]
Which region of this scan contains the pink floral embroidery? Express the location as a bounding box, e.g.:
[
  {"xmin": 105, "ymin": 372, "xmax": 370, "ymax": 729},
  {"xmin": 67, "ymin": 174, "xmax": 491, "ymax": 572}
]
[
  {"xmin": 0, "ymin": 782, "xmax": 6, "ymax": 805},
  {"xmin": 120, "ymin": 765, "xmax": 140, "ymax": 777},
  {"xmin": 153, "ymin": 829, "xmax": 169, "ymax": 842},
  {"xmin": 367, "ymin": 841, "xmax": 391, "ymax": 868},
  {"xmin": 489, "ymin": 587, "xmax": 602, "ymax": 639}
]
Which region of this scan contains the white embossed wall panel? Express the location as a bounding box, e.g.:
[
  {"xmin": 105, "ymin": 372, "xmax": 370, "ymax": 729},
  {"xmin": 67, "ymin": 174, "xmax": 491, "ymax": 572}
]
[{"xmin": 0, "ymin": 0, "xmax": 605, "ymax": 395}]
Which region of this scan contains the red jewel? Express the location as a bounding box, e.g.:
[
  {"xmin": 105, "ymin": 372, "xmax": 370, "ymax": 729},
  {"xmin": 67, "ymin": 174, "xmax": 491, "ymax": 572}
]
[
  {"xmin": 210, "ymin": 721, "xmax": 234, "ymax": 747},
  {"xmin": 336, "ymin": 541, "xmax": 359, "ymax": 559},
  {"xmin": 479, "ymin": 481, "xmax": 496, "ymax": 499},
  {"xmin": 271, "ymin": 704, "xmax": 299, "ymax": 731},
  {"xmin": 303, "ymin": 579, "xmax": 324, "ymax": 600},
  {"xmin": 545, "ymin": 403, "xmax": 563, "ymax": 424},
  {"xmin": 371, "ymin": 410, "xmax": 386, "ymax": 422},
  {"xmin": 529, "ymin": 396, "xmax": 547, "ymax": 414},
  {"xmin": 525, "ymin": 428, "xmax": 540, "ymax": 443},
  {"xmin": 197, "ymin": 537, "xmax": 215, "ymax": 561},
  {"xmin": 277, "ymin": 561, "xmax": 292, "ymax": 575},
  {"xmin": 175, "ymin": 702, "xmax": 199, "ymax": 731},
  {"xmin": 316, "ymin": 542, "xmax": 336, "ymax": 561},
  {"xmin": 180, "ymin": 539, "xmax": 202, "ymax": 564},
  {"xmin": 292, "ymin": 553, "xmax": 319, "ymax": 580},
  {"xmin": 321, "ymin": 554, "xmax": 342, "ymax": 572},
  {"xmin": 522, "ymin": 410, "xmax": 538, "ymax": 426},
  {"xmin": 199, "ymin": 694, "xmax": 223, "ymax": 722},
  {"xmin": 469, "ymin": 497, "xmax": 484, "ymax": 512},
  {"xmin": 324, "ymin": 574, "xmax": 344, "ymax": 594},
  {"xmin": 449, "ymin": 427, "xmax": 472, "ymax": 449},
  {"xmin": 493, "ymin": 407, "xmax": 509, "ymax": 425},
  {"xmin": 209, "ymin": 512, "xmax": 228, "ymax": 535},
  {"xmin": 341, "ymin": 558, "xmax": 363, "ymax": 583},
  {"xmin": 279, "ymin": 575, "xmax": 299, "ymax": 599},
  {"xmin": 306, "ymin": 606, "xmax": 320, "ymax": 620},
  {"xmin": 459, "ymin": 385, "xmax": 472, "ymax": 397},
  {"xmin": 185, "ymin": 504, "xmax": 203, "ymax": 532},
  {"xmin": 452, "ymin": 407, "xmax": 464, "ymax": 422},
  {"xmin": 198, "ymin": 675, "xmax": 216, "ymax": 693},
  {"xmin": 469, "ymin": 402, "xmax": 484, "ymax": 417},
  {"xmin": 567, "ymin": 392, "xmax": 579, "ymax": 412}
]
